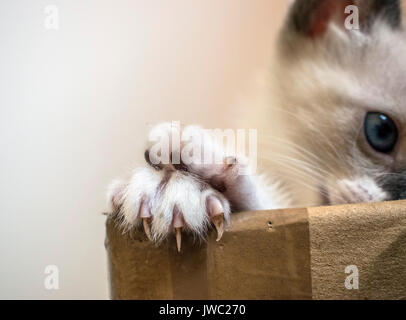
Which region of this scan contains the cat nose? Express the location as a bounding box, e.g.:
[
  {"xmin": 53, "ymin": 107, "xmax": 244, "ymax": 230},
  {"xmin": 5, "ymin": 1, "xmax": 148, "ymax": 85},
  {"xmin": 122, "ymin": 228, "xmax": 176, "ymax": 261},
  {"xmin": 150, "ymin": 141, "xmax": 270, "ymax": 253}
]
[
  {"xmin": 396, "ymin": 190, "xmax": 406, "ymax": 200},
  {"xmin": 379, "ymin": 171, "xmax": 406, "ymax": 201},
  {"xmin": 387, "ymin": 187, "xmax": 406, "ymax": 201},
  {"xmin": 388, "ymin": 186, "xmax": 406, "ymax": 201}
]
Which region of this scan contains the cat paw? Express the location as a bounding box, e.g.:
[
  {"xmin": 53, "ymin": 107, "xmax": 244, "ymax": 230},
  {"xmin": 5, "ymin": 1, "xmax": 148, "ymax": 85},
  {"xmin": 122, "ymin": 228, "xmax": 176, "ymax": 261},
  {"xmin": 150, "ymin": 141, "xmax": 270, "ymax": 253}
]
[
  {"xmin": 107, "ymin": 167, "xmax": 230, "ymax": 252},
  {"xmin": 145, "ymin": 123, "xmax": 254, "ymax": 204}
]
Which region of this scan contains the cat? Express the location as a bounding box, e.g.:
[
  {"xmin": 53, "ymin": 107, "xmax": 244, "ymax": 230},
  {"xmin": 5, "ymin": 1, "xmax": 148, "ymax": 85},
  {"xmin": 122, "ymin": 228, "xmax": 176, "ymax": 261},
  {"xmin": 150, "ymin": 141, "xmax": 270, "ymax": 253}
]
[{"xmin": 107, "ymin": 0, "xmax": 406, "ymax": 251}]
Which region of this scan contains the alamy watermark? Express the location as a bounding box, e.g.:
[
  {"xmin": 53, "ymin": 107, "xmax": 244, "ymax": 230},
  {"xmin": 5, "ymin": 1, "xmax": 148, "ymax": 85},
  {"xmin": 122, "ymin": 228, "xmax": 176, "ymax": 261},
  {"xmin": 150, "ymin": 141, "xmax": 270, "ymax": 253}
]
[
  {"xmin": 44, "ymin": 5, "xmax": 59, "ymax": 30},
  {"xmin": 147, "ymin": 122, "xmax": 258, "ymax": 175},
  {"xmin": 344, "ymin": 5, "xmax": 360, "ymax": 31},
  {"xmin": 44, "ymin": 265, "xmax": 59, "ymax": 290},
  {"xmin": 345, "ymin": 265, "xmax": 359, "ymax": 290}
]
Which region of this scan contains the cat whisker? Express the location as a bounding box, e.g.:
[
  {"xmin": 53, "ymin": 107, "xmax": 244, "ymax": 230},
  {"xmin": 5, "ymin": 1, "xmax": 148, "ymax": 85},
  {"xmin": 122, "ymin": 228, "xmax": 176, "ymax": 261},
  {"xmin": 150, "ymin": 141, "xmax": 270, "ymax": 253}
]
[
  {"xmin": 260, "ymin": 137, "xmax": 337, "ymax": 175},
  {"xmin": 266, "ymin": 153, "xmax": 336, "ymax": 183}
]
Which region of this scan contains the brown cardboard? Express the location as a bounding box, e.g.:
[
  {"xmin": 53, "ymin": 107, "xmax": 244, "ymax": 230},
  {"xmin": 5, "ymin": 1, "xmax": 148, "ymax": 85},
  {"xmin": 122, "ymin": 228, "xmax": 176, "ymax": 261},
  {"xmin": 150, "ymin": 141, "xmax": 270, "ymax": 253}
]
[
  {"xmin": 105, "ymin": 200, "xmax": 406, "ymax": 300},
  {"xmin": 309, "ymin": 201, "xmax": 406, "ymax": 299}
]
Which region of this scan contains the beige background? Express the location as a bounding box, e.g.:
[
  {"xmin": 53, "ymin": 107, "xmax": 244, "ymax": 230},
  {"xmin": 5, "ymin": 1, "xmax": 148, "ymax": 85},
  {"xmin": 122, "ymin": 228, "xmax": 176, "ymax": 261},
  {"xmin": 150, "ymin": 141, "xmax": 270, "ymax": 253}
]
[{"xmin": 0, "ymin": 0, "xmax": 288, "ymax": 299}]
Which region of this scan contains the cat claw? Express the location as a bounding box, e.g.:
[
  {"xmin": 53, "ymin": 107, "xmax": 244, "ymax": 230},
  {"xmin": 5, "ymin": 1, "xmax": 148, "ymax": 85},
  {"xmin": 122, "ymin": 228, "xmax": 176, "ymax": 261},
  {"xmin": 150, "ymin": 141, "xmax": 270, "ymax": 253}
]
[
  {"xmin": 175, "ymin": 228, "xmax": 182, "ymax": 252},
  {"xmin": 212, "ymin": 214, "xmax": 224, "ymax": 241},
  {"xmin": 172, "ymin": 207, "xmax": 184, "ymax": 252},
  {"xmin": 142, "ymin": 218, "xmax": 152, "ymax": 241},
  {"xmin": 140, "ymin": 200, "xmax": 153, "ymax": 241},
  {"xmin": 208, "ymin": 197, "xmax": 226, "ymax": 241}
]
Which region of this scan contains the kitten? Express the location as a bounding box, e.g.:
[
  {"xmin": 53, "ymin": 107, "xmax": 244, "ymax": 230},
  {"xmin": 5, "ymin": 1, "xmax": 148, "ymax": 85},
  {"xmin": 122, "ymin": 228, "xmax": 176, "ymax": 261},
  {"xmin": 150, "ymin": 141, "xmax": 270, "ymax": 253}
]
[{"xmin": 107, "ymin": 0, "xmax": 406, "ymax": 250}]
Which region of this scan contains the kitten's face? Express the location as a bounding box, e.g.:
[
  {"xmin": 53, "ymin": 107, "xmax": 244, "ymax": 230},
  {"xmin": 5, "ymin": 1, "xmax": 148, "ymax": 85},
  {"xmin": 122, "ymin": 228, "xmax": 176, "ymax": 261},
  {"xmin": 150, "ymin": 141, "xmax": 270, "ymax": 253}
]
[{"xmin": 275, "ymin": 0, "xmax": 406, "ymax": 205}]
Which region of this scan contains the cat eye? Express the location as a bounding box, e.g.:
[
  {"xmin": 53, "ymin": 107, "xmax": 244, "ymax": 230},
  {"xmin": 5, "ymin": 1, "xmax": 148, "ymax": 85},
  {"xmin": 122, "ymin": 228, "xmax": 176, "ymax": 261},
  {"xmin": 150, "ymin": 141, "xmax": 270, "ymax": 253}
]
[{"xmin": 364, "ymin": 112, "xmax": 398, "ymax": 154}]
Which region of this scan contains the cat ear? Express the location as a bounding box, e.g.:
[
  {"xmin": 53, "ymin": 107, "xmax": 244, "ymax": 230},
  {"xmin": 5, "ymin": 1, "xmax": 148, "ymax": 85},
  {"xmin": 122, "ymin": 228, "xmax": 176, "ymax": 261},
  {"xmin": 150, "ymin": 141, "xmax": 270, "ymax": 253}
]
[{"xmin": 286, "ymin": 0, "xmax": 402, "ymax": 38}]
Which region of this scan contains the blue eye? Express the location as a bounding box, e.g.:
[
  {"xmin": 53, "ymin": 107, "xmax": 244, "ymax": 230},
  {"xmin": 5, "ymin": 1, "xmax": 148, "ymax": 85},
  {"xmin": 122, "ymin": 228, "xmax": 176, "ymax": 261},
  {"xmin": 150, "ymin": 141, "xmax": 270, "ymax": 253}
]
[{"xmin": 364, "ymin": 112, "xmax": 398, "ymax": 153}]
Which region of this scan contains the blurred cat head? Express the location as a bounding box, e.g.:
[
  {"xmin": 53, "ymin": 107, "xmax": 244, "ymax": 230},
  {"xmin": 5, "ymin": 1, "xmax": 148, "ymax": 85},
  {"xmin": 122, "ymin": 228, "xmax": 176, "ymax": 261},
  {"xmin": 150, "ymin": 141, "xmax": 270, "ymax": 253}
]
[{"xmin": 274, "ymin": 0, "xmax": 406, "ymax": 205}]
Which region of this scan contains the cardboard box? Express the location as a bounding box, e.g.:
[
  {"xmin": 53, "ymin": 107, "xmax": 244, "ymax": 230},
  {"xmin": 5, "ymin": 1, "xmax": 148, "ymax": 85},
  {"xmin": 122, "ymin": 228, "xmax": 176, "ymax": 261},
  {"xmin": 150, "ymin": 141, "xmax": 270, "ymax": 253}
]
[{"xmin": 105, "ymin": 200, "xmax": 406, "ymax": 299}]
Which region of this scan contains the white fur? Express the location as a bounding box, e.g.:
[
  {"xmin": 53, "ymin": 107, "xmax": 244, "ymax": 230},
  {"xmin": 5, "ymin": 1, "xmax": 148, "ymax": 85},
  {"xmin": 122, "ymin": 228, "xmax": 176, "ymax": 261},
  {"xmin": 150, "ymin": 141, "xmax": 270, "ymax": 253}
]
[{"xmin": 328, "ymin": 176, "xmax": 388, "ymax": 205}]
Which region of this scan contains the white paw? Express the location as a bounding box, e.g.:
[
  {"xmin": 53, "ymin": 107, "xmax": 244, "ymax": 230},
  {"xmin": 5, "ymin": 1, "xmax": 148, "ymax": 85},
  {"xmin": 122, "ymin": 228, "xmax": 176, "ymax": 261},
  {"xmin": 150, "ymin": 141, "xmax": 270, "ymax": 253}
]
[{"xmin": 107, "ymin": 166, "xmax": 230, "ymax": 251}]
